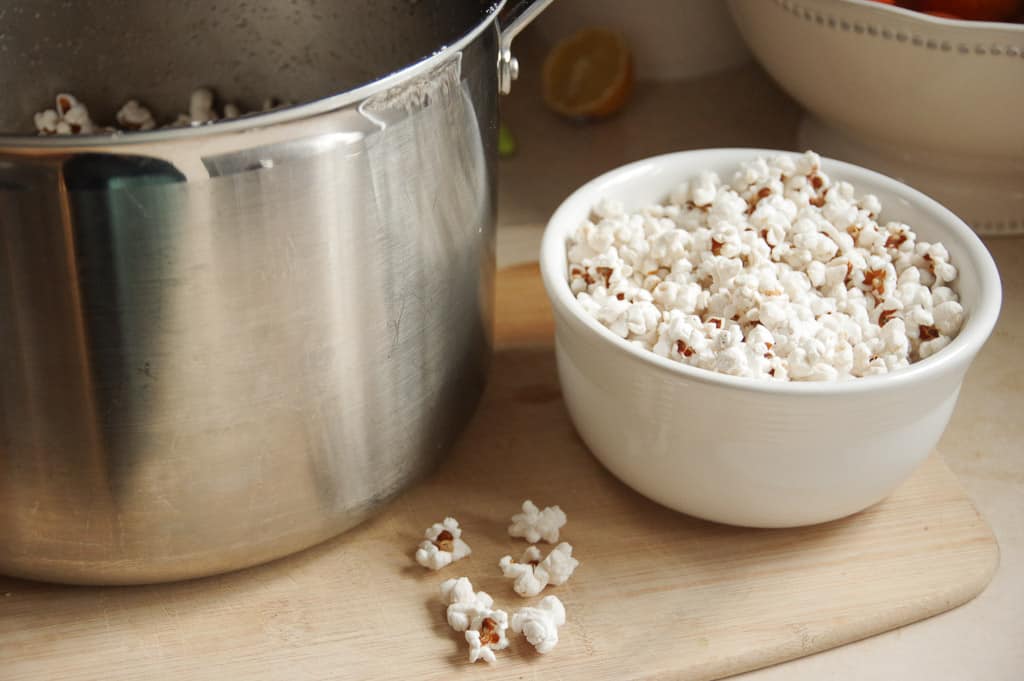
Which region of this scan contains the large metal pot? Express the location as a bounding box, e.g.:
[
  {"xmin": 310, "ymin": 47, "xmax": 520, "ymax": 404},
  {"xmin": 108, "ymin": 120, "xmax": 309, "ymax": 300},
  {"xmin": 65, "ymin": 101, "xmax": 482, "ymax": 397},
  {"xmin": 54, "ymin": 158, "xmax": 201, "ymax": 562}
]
[{"xmin": 0, "ymin": 0, "xmax": 550, "ymax": 584}]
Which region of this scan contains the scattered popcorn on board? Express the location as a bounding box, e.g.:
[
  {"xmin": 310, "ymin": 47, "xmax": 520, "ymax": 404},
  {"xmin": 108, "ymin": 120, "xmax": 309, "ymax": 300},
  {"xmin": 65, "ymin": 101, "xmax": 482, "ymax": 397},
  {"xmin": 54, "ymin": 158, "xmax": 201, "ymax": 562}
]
[
  {"xmin": 440, "ymin": 577, "xmax": 495, "ymax": 632},
  {"xmin": 465, "ymin": 611, "xmax": 510, "ymax": 664},
  {"xmin": 566, "ymin": 151, "xmax": 965, "ymax": 381},
  {"xmin": 509, "ymin": 500, "xmax": 567, "ymax": 544},
  {"xmin": 422, "ymin": 502, "xmax": 575, "ymax": 664},
  {"xmin": 499, "ymin": 543, "xmax": 579, "ymax": 598},
  {"xmin": 439, "ymin": 577, "xmax": 510, "ymax": 664},
  {"xmin": 511, "ymin": 595, "xmax": 566, "ymax": 654},
  {"xmin": 415, "ymin": 517, "xmax": 472, "ymax": 570}
]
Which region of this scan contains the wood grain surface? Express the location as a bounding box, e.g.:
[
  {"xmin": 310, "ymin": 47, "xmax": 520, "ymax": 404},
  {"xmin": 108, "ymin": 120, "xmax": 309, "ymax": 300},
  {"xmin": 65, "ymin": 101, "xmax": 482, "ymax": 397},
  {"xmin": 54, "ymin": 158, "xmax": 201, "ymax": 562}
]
[{"xmin": 0, "ymin": 264, "xmax": 999, "ymax": 681}]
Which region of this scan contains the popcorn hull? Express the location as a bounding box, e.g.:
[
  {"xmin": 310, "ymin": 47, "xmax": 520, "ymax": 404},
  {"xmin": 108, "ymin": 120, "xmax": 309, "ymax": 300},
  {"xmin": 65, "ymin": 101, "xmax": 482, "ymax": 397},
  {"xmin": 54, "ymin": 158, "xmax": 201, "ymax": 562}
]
[{"xmin": 0, "ymin": 0, "xmax": 550, "ymax": 584}]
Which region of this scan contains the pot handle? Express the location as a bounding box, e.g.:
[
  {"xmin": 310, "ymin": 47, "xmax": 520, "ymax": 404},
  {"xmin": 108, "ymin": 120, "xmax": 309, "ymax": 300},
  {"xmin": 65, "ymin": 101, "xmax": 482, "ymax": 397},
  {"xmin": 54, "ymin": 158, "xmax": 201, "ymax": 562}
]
[{"xmin": 496, "ymin": 0, "xmax": 554, "ymax": 94}]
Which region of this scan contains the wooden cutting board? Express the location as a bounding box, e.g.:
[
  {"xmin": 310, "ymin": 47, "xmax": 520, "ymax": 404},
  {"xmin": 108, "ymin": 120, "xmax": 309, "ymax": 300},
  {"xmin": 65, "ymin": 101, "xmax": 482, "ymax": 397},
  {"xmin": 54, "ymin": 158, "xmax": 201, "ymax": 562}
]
[{"xmin": 0, "ymin": 265, "xmax": 999, "ymax": 681}]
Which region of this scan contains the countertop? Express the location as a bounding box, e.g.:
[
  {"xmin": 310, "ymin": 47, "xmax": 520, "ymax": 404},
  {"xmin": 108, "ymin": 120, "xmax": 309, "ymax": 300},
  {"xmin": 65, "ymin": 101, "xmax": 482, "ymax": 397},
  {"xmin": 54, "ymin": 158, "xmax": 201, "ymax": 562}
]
[{"xmin": 495, "ymin": 36, "xmax": 1023, "ymax": 680}]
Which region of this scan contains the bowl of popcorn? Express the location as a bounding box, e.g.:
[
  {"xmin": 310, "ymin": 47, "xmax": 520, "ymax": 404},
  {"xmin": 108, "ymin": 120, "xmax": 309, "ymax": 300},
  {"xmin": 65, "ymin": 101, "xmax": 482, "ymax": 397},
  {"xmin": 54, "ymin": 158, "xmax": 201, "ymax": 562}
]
[{"xmin": 540, "ymin": 149, "xmax": 1001, "ymax": 527}]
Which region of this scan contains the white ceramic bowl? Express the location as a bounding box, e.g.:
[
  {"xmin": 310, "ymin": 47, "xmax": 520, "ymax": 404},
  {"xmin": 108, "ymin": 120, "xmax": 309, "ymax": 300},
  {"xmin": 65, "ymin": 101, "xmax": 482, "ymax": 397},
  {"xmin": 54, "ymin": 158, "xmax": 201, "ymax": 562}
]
[
  {"xmin": 540, "ymin": 148, "xmax": 1002, "ymax": 528},
  {"xmin": 727, "ymin": 0, "xmax": 1024, "ymax": 235}
]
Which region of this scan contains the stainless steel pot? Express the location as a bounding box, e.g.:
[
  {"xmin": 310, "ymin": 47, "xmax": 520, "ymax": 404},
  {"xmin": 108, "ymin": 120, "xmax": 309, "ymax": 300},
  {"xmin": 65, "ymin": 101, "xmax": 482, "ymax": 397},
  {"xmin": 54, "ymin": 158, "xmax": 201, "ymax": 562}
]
[{"xmin": 0, "ymin": 0, "xmax": 550, "ymax": 584}]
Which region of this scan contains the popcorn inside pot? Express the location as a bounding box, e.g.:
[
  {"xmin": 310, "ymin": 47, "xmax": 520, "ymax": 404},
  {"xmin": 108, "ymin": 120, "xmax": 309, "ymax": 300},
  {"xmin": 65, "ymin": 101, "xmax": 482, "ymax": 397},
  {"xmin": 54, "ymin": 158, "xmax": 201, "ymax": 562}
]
[
  {"xmin": 34, "ymin": 94, "xmax": 99, "ymax": 135},
  {"xmin": 566, "ymin": 151, "xmax": 965, "ymax": 381},
  {"xmin": 33, "ymin": 88, "xmax": 292, "ymax": 135}
]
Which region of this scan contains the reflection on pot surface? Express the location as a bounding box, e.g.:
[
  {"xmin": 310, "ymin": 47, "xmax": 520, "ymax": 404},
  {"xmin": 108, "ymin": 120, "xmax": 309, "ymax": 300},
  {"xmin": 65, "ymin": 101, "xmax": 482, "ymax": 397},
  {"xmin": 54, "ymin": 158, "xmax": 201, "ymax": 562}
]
[{"xmin": 0, "ymin": 0, "xmax": 550, "ymax": 584}]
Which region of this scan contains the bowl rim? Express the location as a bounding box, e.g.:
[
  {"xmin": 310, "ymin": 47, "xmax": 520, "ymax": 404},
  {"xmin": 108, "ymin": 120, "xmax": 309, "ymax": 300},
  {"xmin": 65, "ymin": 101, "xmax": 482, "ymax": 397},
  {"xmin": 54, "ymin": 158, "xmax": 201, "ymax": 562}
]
[{"xmin": 540, "ymin": 147, "xmax": 1003, "ymax": 396}]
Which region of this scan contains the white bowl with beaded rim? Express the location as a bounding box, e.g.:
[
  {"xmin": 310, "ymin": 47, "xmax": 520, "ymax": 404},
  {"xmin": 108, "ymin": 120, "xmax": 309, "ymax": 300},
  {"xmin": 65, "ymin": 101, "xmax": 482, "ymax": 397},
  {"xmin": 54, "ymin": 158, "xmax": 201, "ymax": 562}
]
[
  {"xmin": 540, "ymin": 148, "xmax": 1001, "ymax": 528},
  {"xmin": 727, "ymin": 0, "xmax": 1024, "ymax": 236}
]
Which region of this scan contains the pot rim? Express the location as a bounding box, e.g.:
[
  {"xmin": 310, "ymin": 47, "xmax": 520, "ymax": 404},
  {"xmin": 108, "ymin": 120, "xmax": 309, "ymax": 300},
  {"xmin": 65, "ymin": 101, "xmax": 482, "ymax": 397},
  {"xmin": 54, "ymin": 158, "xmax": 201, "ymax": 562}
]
[{"xmin": 0, "ymin": 0, "xmax": 506, "ymax": 149}]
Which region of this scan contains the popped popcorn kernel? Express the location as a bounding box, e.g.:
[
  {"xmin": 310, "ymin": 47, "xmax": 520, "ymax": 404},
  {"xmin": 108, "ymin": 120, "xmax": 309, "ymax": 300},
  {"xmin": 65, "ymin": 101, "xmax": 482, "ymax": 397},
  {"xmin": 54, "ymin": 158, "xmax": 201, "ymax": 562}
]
[
  {"xmin": 440, "ymin": 577, "xmax": 509, "ymax": 664},
  {"xmin": 566, "ymin": 151, "xmax": 965, "ymax": 380},
  {"xmin": 499, "ymin": 551, "xmax": 547, "ymax": 598},
  {"xmin": 115, "ymin": 100, "xmax": 156, "ymax": 131},
  {"xmin": 188, "ymin": 87, "xmax": 218, "ymax": 124},
  {"xmin": 415, "ymin": 517, "xmax": 471, "ymax": 570},
  {"xmin": 33, "ymin": 88, "xmax": 287, "ymax": 135},
  {"xmin": 508, "ymin": 500, "xmax": 567, "ymax": 544},
  {"xmin": 498, "ymin": 542, "xmax": 579, "ymax": 597},
  {"xmin": 439, "ymin": 577, "xmax": 494, "ymax": 632},
  {"xmin": 465, "ymin": 611, "xmax": 510, "ymax": 664},
  {"xmin": 511, "ymin": 595, "xmax": 567, "ymax": 654},
  {"xmin": 34, "ymin": 93, "xmax": 97, "ymax": 135},
  {"xmin": 537, "ymin": 542, "xmax": 579, "ymax": 586}
]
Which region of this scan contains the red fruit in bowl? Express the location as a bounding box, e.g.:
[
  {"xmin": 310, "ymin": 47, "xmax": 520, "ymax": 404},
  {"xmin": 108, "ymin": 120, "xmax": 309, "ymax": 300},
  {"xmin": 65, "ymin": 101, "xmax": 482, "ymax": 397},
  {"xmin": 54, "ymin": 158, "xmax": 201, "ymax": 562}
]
[{"xmin": 915, "ymin": 0, "xmax": 1023, "ymax": 21}]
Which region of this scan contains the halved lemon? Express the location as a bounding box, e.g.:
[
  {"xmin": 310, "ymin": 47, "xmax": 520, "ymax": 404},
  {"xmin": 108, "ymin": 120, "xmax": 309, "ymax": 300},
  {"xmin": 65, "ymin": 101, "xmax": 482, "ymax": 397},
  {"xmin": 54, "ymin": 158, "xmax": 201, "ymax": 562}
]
[{"xmin": 542, "ymin": 27, "xmax": 633, "ymax": 120}]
